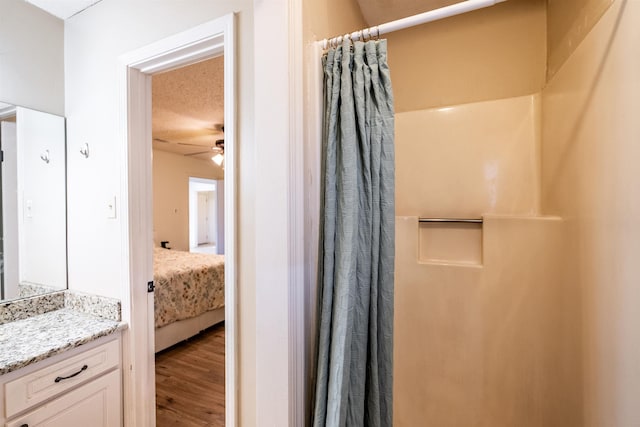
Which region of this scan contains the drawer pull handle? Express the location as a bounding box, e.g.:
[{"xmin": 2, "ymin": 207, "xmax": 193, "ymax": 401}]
[
  {"xmin": 54, "ymin": 365, "xmax": 88, "ymax": 383},
  {"xmin": 20, "ymin": 424, "xmax": 28, "ymax": 427}
]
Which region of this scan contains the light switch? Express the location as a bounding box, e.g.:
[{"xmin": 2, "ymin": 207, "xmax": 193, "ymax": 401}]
[
  {"xmin": 25, "ymin": 199, "xmax": 33, "ymax": 218},
  {"xmin": 107, "ymin": 196, "xmax": 117, "ymax": 219}
]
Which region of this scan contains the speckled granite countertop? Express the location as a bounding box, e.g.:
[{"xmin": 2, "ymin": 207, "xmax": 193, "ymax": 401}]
[{"xmin": 0, "ymin": 308, "xmax": 126, "ymax": 375}]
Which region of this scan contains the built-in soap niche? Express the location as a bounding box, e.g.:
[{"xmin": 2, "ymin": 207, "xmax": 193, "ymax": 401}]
[{"xmin": 418, "ymin": 220, "xmax": 483, "ymax": 265}]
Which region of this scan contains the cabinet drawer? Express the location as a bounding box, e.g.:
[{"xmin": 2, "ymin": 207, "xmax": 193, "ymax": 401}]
[
  {"xmin": 5, "ymin": 369, "xmax": 121, "ymax": 427},
  {"xmin": 4, "ymin": 339, "xmax": 119, "ymax": 418}
]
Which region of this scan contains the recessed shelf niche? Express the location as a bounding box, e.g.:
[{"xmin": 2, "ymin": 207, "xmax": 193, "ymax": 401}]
[{"xmin": 418, "ymin": 221, "xmax": 482, "ymax": 265}]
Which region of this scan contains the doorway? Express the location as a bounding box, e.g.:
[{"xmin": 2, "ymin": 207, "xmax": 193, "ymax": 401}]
[
  {"xmin": 151, "ymin": 53, "xmax": 227, "ymax": 423},
  {"xmin": 197, "ymin": 190, "xmax": 214, "ymax": 246},
  {"xmin": 189, "ymin": 177, "xmax": 224, "ymax": 255},
  {"xmin": 119, "ymin": 15, "xmax": 236, "ymax": 426}
]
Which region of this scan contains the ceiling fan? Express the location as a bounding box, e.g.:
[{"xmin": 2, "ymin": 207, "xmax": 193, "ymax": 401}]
[
  {"xmin": 152, "ymin": 124, "xmax": 225, "ymax": 166},
  {"xmin": 209, "ymin": 138, "xmax": 225, "ymax": 167},
  {"xmin": 176, "ymin": 137, "xmax": 223, "ymax": 157}
]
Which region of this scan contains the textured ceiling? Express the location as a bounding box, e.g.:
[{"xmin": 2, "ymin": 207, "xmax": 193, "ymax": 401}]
[
  {"xmin": 24, "ymin": 0, "xmax": 102, "ymax": 19},
  {"xmin": 152, "ymin": 56, "xmax": 224, "ymax": 162},
  {"xmin": 356, "ymin": 0, "xmax": 460, "ymax": 26}
]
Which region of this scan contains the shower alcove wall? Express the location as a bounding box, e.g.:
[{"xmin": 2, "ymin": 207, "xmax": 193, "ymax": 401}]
[
  {"xmin": 374, "ymin": 0, "xmax": 582, "ymax": 424},
  {"xmin": 394, "ymin": 94, "xmax": 571, "ymax": 425}
]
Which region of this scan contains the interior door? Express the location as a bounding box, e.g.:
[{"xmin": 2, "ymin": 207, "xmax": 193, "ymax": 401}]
[{"xmin": 197, "ymin": 191, "xmax": 209, "ymax": 245}]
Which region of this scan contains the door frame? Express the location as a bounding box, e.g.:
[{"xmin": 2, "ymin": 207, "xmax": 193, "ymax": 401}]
[
  {"xmin": 189, "ymin": 177, "xmax": 218, "ymax": 250},
  {"xmin": 117, "ymin": 15, "xmax": 236, "ymax": 426}
]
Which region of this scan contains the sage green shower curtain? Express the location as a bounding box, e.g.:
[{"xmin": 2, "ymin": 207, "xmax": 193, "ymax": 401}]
[{"xmin": 312, "ymin": 39, "xmax": 395, "ymax": 427}]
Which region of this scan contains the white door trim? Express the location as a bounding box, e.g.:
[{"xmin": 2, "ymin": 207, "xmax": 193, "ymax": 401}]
[
  {"xmin": 251, "ymin": 0, "xmax": 308, "ymax": 423},
  {"xmin": 287, "ymin": 0, "xmax": 305, "ymax": 423},
  {"xmin": 117, "ymin": 14, "xmax": 236, "ymax": 427}
]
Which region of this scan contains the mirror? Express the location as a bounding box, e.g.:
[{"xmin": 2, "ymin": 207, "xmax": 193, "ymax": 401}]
[{"xmin": 0, "ymin": 102, "xmax": 67, "ymax": 302}]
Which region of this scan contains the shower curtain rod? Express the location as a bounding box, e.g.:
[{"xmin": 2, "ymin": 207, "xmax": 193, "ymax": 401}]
[{"xmin": 321, "ymin": 0, "xmax": 508, "ymax": 49}]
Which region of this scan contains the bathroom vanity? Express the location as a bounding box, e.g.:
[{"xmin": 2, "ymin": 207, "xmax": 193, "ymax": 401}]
[
  {"xmin": 0, "ymin": 99, "xmax": 124, "ymax": 426},
  {"xmin": 0, "ymin": 294, "xmax": 125, "ymax": 426}
]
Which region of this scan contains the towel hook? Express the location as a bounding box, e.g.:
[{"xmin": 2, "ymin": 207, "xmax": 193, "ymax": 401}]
[{"xmin": 79, "ymin": 142, "xmax": 90, "ymax": 158}]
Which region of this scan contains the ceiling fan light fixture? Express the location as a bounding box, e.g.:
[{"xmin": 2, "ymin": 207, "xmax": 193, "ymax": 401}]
[{"xmin": 212, "ymin": 153, "xmax": 224, "ymax": 166}]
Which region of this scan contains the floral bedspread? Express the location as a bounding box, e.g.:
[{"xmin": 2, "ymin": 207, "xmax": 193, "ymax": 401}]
[{"xmin": 153, "ymin": 247, "xmax": 225, "ymax": 329}]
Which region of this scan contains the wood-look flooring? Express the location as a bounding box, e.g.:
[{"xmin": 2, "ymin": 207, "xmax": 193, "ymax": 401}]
[{"xmin": 156, "ymin": 323, "xmax": 225, "ymax": 426}]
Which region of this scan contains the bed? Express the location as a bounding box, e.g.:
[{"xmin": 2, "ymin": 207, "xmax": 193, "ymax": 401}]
[{"xmin": 153, "ymin": 247, "xmax": 225, "ymax": 352}]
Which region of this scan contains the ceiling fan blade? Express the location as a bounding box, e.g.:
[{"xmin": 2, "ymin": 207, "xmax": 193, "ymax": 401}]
[
  {"xmin": 154, "ymin": 137, "xmax": 204, "ymax": 147},
  {"xmin": 184, "ymin": 150, "xmax": 213, "ymax": 156},
  {"xmin": 184, "ymin": 146, "xmax": 222, "ymax": 156},
  {"xmin": 154, "ymin": 137, "xmax": 215, "ymax": 149},
  {"xmin": 177, "ymin": 141, "xmax": 213, "ymax": 147}
]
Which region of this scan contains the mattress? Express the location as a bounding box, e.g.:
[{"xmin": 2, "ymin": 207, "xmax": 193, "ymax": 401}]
[{"xmin": 153, "ymin": 247, "xmax": 225, "ymax": 329}]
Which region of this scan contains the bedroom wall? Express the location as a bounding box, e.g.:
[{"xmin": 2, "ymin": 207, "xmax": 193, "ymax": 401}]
[
  {"xmin": 152, "ymin": 149, "xmax": 222, "ymax": 252},
  {"xmin": 542, "ymin": 1, "xmax": 640, "ymax": 425},
  {"xmin": 0, "ymin": 0, "xmax": 64, "ymax": 114},
  {"xmin": 63, "ymin": 0, "xmax": 259, "ymax": 424}
]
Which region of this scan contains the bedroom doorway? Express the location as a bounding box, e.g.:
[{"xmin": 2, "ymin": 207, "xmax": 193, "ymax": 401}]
[
  {"xmin": 151, "ymin": 56, "xmax": 227, "ymax": 424},
  {"xmin": 188, "ymin": 177, "xmax": 224, "ymax": 255},
  {"xmin": 197, "ymin": 191, "xmax": 213, "ymax": 245},
  {"xmin": 119, "ymin": 15, "xmax": 236, "ymax": 427}
]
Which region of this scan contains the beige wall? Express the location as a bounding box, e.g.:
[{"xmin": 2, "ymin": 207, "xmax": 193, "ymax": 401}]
[
  {"xmin": 357, "ymin": 0, "xmax": 459, "ymax": 26},
  {"xmin": 387, "ymin": 0, "xmax": 546, "ymax": 112},
  {"xmin": 542, "ymin": 1, "xmax": 640, "ymax": 425},
  {"xmin": 0, "ymin": 0, "xmax": 64, "ymax": 115},
  {"xmin": 396, "ymin": 95, "xmax": 541, "ymax": 218},
  {"xmin": 547, "ymin": 0, "xmax": 614, "ymax": 79},
  {"xmin": 388, "ymin": 0, "xmax": 580, "ymax": 425},
  {"xmin": 395, "ymin": 215, "xmax": 572, "ymax": 426},
  {"xmin": 304, "ymin": 0, "xmax": 365, "ymax": 40},
  {"xmin": 152, "ymin": 149, "xmax": 223, "ymax": 252},
  {"xmin": 393, "ymin": 92, "xmax": 577, "ymax": 425}
]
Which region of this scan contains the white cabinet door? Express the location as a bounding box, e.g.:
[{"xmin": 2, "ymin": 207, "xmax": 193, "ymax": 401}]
[
  {"xmin": 6, "ymin": 370, "xmax": 121, "ymax": 427},
  {"xmin": 5, "ymin": 340, "xmax": 120, "ymax": 418}
]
